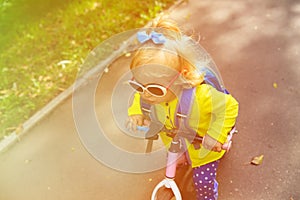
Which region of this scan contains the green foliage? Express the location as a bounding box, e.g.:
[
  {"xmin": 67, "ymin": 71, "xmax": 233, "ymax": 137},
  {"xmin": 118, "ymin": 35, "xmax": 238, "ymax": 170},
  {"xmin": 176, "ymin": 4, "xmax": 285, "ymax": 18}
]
[
  {"xmin": 0, "ymin": 0, "xmax": 176, "ymax": 139},
  {"xmin": 139, "ymin": 1, "xmax": 166, "ymax": 23}
]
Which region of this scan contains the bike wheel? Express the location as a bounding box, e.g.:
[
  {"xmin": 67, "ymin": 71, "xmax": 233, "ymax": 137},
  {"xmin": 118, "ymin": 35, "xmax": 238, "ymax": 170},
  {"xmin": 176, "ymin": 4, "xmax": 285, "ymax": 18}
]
[{"xmin": 156, "ymin": 187, "xmax": 175, "ymax": 200}]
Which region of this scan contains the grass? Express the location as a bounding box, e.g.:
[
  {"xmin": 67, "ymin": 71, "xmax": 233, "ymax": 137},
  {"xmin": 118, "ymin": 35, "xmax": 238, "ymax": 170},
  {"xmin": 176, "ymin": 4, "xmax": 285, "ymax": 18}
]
[{"xmin": 0, "ymin": 0, "xmax": 177, "ymax": 140}]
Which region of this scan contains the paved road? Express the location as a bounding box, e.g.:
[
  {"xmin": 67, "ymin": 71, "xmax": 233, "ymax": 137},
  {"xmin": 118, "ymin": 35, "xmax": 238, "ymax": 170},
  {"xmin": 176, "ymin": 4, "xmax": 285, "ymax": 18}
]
[{"xmin": 1, "ymin": 0, "xmax": 300, "ymax": 199}]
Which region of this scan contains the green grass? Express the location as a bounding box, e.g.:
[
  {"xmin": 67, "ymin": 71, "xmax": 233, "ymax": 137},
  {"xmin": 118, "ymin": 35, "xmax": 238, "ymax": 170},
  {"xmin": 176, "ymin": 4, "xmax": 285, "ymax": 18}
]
[{"xmin": 0, "ymin": 0, "xmax": 176, "ymax": 139}]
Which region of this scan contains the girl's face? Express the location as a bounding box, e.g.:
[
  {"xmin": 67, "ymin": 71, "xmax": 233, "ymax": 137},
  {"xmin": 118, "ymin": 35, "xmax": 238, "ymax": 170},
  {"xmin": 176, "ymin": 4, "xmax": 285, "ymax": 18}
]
[{"xmin": 130, "ymin": 64, "xmax": 183, "ymax": 104}]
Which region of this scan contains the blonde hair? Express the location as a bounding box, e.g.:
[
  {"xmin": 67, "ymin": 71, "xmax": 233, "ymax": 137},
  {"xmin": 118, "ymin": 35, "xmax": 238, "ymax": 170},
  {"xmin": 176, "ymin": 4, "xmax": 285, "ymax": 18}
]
[{"xmin": 130, "ymin": 17, "xmax": 205, "ymax": 87}]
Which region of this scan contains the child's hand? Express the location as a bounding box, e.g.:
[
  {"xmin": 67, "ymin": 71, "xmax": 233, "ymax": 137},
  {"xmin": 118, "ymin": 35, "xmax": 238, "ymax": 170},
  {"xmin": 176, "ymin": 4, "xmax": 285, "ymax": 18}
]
[
  {"xmin": 202, "ymin": 134, "xmax": 223, "ymax": 152},
  {"xmin": 126, "ymin": 115, "xmax": 150, "ymax": 131}
]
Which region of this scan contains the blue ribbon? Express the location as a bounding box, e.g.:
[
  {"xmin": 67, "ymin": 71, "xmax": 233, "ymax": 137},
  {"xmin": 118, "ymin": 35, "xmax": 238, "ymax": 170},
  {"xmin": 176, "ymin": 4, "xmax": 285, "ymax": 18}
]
[{"xmin": 137, "ymin": 31, "xmax": 166, "ymax": 44}]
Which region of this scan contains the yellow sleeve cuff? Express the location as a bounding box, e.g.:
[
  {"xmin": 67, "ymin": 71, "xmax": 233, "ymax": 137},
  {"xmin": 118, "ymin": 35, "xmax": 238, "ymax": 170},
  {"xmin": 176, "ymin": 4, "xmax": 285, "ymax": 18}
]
[{"xmin": 128, "ymin": 93, "xmax": 143, "ymax": 116}]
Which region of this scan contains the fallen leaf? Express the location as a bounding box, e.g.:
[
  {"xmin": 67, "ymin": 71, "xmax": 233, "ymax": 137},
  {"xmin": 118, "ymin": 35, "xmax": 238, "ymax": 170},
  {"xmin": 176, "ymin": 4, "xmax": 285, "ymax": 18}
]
[
  {"xmin": 0, "ymin": 90, "xmax": 9, "ymax": 95},
  {"xmin": 104, "ymin": 67, "xmax": 109, "ymax": 73},
  {"xmin": 15, "ymin": 124, "xmax": 24, "ymax": 135},
  {"xmin": 24, "ymin": 159, "xmax": 32, "ymax": 164},
  {"xmin": 124, "ymin": 52, "xmax": 131, "ymax": 57},
  {"xmin": 57, "ymin": 60, "xmax": 72, "ymax": 69},
  {"xmin": 251, "ymin": 154, "xmax": 264, "ymax": 165}
]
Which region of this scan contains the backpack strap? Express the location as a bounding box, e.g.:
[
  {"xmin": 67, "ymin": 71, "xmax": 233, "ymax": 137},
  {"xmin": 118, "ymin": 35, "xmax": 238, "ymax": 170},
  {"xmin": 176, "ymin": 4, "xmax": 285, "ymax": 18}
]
[
  {"xmin": 175, "ymin": 88, "xmax": 201, "ymax": 148},
  {"xmin": 174, "ymin": 88, "xmax": 200, "ymax": 165},
  {"xmin": 141, "ymin": 100, "xmax": 152, "ymax": 114},
  {"xmin": 175, "ymin": 88, "xmax": 195, "ymax": 125}
]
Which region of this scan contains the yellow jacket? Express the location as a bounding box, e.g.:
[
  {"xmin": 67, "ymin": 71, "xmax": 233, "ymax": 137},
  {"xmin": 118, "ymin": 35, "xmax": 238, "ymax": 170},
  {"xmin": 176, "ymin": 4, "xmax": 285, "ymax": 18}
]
[{"xmin": 128, "ymin": 84, "xmax": 239, "ymax": 168}]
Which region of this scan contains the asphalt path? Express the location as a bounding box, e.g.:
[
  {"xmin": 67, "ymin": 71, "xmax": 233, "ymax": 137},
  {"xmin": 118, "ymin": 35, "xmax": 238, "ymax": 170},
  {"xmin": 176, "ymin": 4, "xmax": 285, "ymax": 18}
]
[{"xmin": 1, "ymin": 0, "xmax": 300, "ymax": 199}]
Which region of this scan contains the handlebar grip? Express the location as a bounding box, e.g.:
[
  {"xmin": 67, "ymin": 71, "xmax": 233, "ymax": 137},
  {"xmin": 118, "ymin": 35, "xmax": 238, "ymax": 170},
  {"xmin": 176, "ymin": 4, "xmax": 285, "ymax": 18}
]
[{"xmin": 222, "ymin": 141, "xmax": 232, "ymax": 151}]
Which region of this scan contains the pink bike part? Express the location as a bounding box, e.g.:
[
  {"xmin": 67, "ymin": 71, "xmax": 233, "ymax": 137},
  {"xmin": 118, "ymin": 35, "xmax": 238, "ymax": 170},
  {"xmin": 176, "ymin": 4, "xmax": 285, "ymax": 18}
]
[{"xmin": 165, "ymin": 152, "xmax": 178, "ymax": 179}]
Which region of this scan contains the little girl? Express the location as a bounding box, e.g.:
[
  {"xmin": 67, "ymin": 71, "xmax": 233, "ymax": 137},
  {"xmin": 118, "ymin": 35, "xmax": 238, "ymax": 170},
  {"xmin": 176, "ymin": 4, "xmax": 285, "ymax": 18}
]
[{"xmin": 127, "ymin": 17, "xmax": 239, "ymax": 200}]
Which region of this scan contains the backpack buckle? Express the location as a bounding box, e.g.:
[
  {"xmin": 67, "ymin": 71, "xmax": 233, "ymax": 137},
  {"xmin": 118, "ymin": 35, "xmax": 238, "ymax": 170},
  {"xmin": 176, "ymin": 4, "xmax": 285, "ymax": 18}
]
[
  {"xmin": 176, "ymin": 112, "xmax": 188, "ymax": 118},
  {"xmin": 141, "ymin": 107, "xmax": 151, "ymax": 113}
]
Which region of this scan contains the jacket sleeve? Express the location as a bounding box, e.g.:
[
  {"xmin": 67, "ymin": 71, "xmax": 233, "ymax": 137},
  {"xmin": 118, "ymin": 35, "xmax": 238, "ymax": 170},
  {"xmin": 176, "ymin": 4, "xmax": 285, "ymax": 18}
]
[
  {"xmin": 196, "ymin": 85, "xmax": 239, "ymax": 144},
  {"xmin": 128, "ymin": 92, "xmax": 143, "ymax": 116}
]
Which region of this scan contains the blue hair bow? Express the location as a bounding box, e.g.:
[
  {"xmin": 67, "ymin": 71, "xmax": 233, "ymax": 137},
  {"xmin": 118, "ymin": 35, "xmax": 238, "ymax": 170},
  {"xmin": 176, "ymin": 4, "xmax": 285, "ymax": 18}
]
[{"xmin": 137, "ymin": 31, "xmax": 166, "ymax": 44}]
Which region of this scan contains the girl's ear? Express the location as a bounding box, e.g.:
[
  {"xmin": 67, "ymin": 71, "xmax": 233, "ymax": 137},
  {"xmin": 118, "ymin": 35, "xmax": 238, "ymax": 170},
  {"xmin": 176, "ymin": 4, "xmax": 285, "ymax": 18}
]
[
  {"xmin": 181, "ymin": 68, "xmax": 187, "ymax": 75},
  {"xmin": 180, "ymin": 68, "xmax": 194, "ymax": 81},
  {"xmin": 177, "ymin": 69, "xmax": 193, "ymax": 88},
  {"xmin": 180, "ymin": 67, "xmax": 204, "ymax": 87}
]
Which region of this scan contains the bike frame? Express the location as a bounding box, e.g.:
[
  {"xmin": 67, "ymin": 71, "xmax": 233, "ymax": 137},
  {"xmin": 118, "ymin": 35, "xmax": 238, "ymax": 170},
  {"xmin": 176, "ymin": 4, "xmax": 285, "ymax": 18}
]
[
  {"xmin": 151, "ymin": 135, "xmax": 182, "ymax": 200},
  {"xmin": 150, "ymin": 127, "xmax": 237, "ymax": 200}
]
